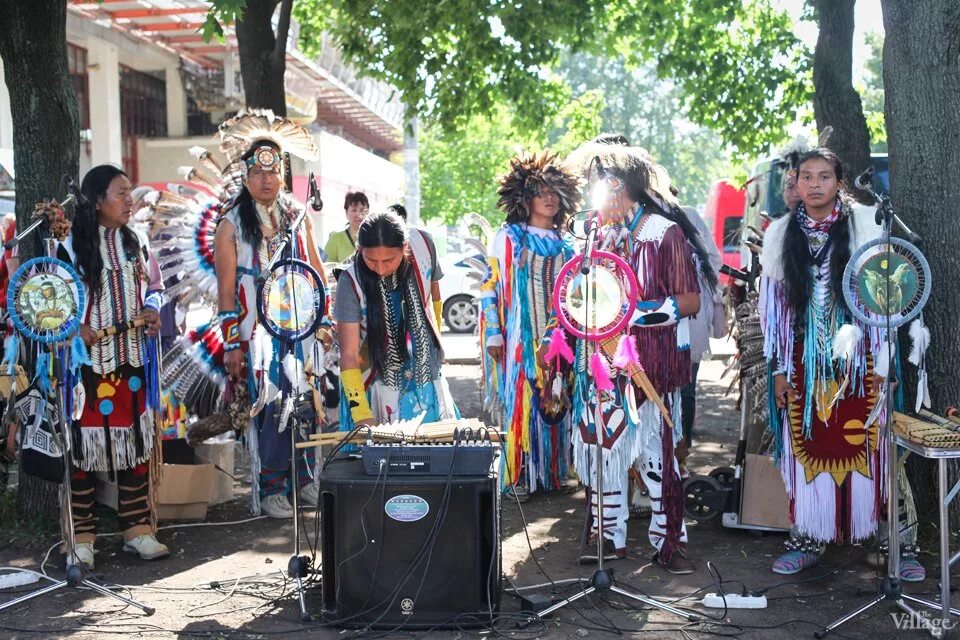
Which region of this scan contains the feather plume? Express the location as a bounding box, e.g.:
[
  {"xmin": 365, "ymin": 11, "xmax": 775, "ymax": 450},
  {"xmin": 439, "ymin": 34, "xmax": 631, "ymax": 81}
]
[
  {"xmin": 908, "ymin": 318, "xmax": 930, "ymax": 366},
  {"xmin": 550, "ymin": 374, "xmax": 562, "ymax": 401},
  {"xmin": 818, "ymin": 126, "xmax": 834, "ymax": 147},
  {"xmin": 464, "ymin": 238, "xmax": 488, "ymax": 256},
  {"xmin": 218, "ymin": 108, "xmax": 319, "ymax": 163},
  {"xmin": 2, "ymin": 335, "xmax": 18, "ymax": 374},
  {"xmin": 544, "ymin": 327, "xmax": 574, "ymax": 365},
  {"xmin": 464, "ymin": 212, "xmax": 495, "ymax": 244},
  {"xmin": 189, "ymin": 145, "xmax": 224, "ymax": 176},
  {"xmin": 69, "ymin": 335, "xmax": 92, "ymax": 375},
  {"xmin": 283, "ymin": 353, "xmax": 308, "ymax": 394},
  {"xmin": 832, "ymin": 324, "xmax": 862, "ymax": 363},
  {"xmin": 590, "ymin": 352, "xmax": 614, "ymax": 392},
  {"xmin": 254, "ymin": 328, "xmax": 273, "ymax": 373},
  {"xmin": 463, "ymin": 256, "xmax": 488, "ymax": 272},
  {"xmin": 611, "ymin": 334, "xmax": 640, "ymax": 371},
  {"xmin": 496, "ymin": 151, "xmax": 582, "ymax": 221}
]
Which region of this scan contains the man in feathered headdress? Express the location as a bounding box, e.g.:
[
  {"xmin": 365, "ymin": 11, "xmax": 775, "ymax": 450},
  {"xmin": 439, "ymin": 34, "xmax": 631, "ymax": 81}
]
[
  {"xmin": 479, "ymin": 150, "xmax": 581, "ymax": 500},
  {"xmin": 144, "ymin": 109, "xmax": 331, "ymax": 519}
]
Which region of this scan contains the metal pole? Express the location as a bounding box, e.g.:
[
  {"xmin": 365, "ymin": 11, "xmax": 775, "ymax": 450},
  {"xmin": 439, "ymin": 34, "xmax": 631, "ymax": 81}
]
[{"xmin": 940, "ymin": 458, "xmax": 950, "ymax": 628}]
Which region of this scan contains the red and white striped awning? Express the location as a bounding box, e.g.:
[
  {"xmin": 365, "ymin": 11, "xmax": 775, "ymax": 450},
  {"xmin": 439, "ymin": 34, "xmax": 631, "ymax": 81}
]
[{"xmin": 67, "ymin": 0, "xmax": 402, "ymax": 152}]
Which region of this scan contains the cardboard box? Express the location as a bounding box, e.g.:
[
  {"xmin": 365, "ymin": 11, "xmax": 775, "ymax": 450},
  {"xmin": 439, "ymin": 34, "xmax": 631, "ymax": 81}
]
[
  {"xmin": 194, "ymin": 440, "xmax": 235, "ymax": 506},
  {"xmin": 740, "ymin": 453, "xmax": 792, "ymax": 530},
  {"xmin": 93, "ymin": 471, "xmax": 118, "ymax": 510},
  {"xmin": 155, "ymin": 462, "xmax": 216, "ymax": 521},
  {"xmin": 93, "ymin": 461, "xmax": 215, "ymax": 521}
]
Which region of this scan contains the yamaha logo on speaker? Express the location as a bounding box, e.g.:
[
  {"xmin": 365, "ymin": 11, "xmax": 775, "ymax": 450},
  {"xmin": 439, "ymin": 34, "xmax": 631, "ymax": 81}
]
[
  {"xmin": 384, "ymin": 494, "xmax": 430, "ymax": 522},
  {"xmin": 400, "ymin": 598, "xmax": 414, "ymax": 615}
]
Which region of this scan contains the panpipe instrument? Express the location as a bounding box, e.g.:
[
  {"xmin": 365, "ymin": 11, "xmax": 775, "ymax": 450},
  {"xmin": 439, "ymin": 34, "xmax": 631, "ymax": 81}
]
[
  {"xmin": 0, "ymin": 365, "xmax": 29, "ymax": 397},
  {"xmin": 893, "ymin": 411, "xmax": 960, "ymax": 448},
  {"xmin": 296, "ymin": 417, "xmax": 501, "ymax": 449}
]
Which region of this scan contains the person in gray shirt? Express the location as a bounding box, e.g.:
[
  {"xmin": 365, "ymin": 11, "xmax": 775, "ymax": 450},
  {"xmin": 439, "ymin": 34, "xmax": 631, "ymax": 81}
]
[{"xmin": 334, "ymin": 211, "xmax": 457, "ymax": 429}]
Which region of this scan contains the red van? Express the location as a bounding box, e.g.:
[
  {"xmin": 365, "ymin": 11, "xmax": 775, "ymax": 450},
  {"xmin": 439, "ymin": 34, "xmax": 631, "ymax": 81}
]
[{"xmin": 701, "ymin": 180, "xmax": 745, "ymax": 285}]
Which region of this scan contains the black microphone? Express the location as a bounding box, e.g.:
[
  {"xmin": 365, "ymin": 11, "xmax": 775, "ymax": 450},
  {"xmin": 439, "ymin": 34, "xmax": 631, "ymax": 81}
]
[
  {"xmin": 854, "ymin": 166, "xmax": 875, "ymax": 192},
  {"xmin": 65, "ymin": 175, "xmax": 87, "ymax": 207},
  {"xmin": 580, "ymin": 215, "xmax": 599, "ymax": 276},
  {"xmin": 308, "ymin": 172, "xmax": 323, "ymax": 212}
]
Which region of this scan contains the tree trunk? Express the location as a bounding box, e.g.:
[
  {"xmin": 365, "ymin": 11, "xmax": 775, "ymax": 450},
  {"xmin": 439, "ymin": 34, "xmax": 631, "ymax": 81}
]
[
  {"xmin": 236, "ymin": 0, "xmax": 291, "ymax": 115},
  {"xmin": 0, "ymin": 0, "xmax": 80, "ymax": 261},
  {"xmin": 0, "ymin": 0, "xmax": 80, "ymax": 519},
  {"xmin": 881, "ymin": 0, "xmax": 960, "ymax": 525},
  {"xmin": 811, "ymin": 0, "xmax": 873, "ymax": 203}
]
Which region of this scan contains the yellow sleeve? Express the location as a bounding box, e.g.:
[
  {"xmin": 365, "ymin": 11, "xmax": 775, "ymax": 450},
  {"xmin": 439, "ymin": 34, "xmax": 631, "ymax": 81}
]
[{"xmin": 341, "ymin": 368, "xmax": 373, "ymax": 423}]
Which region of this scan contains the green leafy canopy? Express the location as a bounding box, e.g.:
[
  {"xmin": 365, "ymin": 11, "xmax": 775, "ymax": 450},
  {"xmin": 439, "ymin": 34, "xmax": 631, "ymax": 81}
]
[{"xmin": 290, "ymin": 0, "xmax": 810, "ymax": 156}]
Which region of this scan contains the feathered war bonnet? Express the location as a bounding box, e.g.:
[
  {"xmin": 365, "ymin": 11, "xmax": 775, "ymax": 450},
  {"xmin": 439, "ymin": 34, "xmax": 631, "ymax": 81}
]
[
  {"xmin": 217, "ymin": 108, "xmax": 320, "ymax": 180},
  {"xmin": 496, "ymin": 151, "xmax": 582, "ymax": 224},
  {"xmin": 564, "ymin": 141, "xmax": 678, "ymax": 209}
]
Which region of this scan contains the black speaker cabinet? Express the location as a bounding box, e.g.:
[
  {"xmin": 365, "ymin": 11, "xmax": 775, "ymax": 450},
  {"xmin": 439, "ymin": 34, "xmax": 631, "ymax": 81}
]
[{"xmin": 318, "ymin": 456, "xmax": 501, "ymax": 629}]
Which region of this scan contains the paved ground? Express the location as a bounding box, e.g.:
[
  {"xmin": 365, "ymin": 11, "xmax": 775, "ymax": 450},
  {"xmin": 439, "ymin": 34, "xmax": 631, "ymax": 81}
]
[{"xmin": 0, "ymin": 354, "xmax": 952, "ymax": 639}]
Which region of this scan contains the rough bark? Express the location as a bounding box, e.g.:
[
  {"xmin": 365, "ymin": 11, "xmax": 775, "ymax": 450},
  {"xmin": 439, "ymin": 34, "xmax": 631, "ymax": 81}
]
[
  {"xmin": 0, "ymin": 0, "xmax": 80, "ymax": 260},
  {"xmin": 0, "ymin": 0, "xmax": 79, "ymax": 519},
  {"xmin": 811, "ymin": 0, "xmax": 873, "ymax": 203},
  {"xmin": 880, "ymin": 0, "xmax": 960, "ymax": 525},
  {"xmin": 235, "ymin": 0, "xmax": 291, "ymax": 115}
]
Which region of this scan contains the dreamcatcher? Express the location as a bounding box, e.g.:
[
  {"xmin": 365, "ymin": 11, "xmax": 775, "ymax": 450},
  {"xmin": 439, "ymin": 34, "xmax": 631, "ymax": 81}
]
[
  {"xmin": 842, "ymin": 236, "xmax": 933, "ymax": 411},
  {"xmin": 842, "ymin": 237, "xmax": 930, "ymax": 329},
  {"xmin": 553, "ymin": 248, "xmax": 638, "ymax": 341},
  {"xmin": 3, "ymin": 201, "xmax": 82, "ymax": 484},
  {"xmin": 256, "ymin": 258, "xmax": 326, "ymax": 342}
]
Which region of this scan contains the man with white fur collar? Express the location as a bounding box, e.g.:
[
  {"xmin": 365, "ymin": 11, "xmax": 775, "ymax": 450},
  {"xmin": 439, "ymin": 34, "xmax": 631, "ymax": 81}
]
[{"xmin": 759, "ymin": 147, "xmax": 923, "ymax": 581}]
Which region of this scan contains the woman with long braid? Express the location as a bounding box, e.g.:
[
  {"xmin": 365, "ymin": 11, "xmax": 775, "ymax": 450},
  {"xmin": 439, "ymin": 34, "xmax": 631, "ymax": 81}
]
[{"xmin": 335, "ymin": 211, "xmax": 457, "ymax": 429}]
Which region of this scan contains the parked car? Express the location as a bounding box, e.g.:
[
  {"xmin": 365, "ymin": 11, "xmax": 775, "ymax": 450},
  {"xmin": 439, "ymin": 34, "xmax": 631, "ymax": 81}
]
[{"xmin": 438, "ymin": 252, "xmax": 483, "ymax": 333}]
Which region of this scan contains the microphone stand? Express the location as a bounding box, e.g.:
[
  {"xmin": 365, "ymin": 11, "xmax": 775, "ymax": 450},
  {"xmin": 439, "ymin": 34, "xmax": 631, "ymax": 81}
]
[
  {"xmin": 521, "ymin": 212, "xmax": 697, "ymax": 627},
  {"xmin": 257, "ymin": 203, "xmax": 316, "ymax": 620},
  {"xmin": 815, "ymin": 177, "xmax": 937, "ymax": 638}
]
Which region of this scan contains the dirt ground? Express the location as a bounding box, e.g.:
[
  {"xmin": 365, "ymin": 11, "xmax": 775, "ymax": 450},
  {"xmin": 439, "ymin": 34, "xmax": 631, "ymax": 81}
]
[{"xmin": 0, "ymin": 360, "xmax": 953, "ymax": 639}]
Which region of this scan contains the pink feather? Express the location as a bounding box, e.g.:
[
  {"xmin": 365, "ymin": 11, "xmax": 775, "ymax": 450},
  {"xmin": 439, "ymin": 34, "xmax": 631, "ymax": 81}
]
[
  {"xmin": 611, "ymin": 335, "xmax": 641, "ymax": 371},
  {"xmin": 590, "ymin": 352, "xmax": 614, "ymax": 392},
  {"xmin": 544, "ymin": 327, "xmax": 574, "ymax": 365}
]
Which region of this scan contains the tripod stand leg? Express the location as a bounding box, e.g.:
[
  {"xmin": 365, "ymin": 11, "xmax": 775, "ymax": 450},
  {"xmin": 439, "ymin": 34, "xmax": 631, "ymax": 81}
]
[
  {"xmin": 82, "ymin": 579, "xmax": 155, "ymax": 615},
  {"xmin": 609, "ymin": 584, "xmax": 699, "ymax": 621},
  {"xmin": 0, "ymin": 580, "xmax": 66, "ymax": 612},
  {"xmin": 523, "ymin": 585, "xmax": 596, "ymax": 623},
  {"xmin": 295, "ymin": 575, "xmax": 309, "ymax": 621},
  {"xmin": 813, "ymin": 594, "xmax": 885, "ymax": 639},
  {"xmin": 902, "ymin": 594, "xmax": 960, "ymax": 619}
]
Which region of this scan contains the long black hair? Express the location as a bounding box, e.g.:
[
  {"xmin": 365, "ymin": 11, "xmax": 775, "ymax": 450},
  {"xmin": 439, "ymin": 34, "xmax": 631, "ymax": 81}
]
[
  {"xmin": 590, "ymin": 133, "xmax": 718, "ymax": 293},
  {"xmin": 781, "ymin": 147, "xmax": 852, "ymax": 322},
  {"xmin": 633, "ymin": 190, "xmax": 719, "ymax": 294},
  {"xmin": 72, "ymin": 164, "xmax": 140, "ymax": 297},
  {"xmin": 353, "ymin": 211, "xmax": 410, "ymax": 376}
]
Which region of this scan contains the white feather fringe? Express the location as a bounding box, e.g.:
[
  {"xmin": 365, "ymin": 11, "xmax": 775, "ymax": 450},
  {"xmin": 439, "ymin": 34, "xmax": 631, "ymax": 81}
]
[
  {"xmin": 832, "ymin": 324, "xmax": 862, "ymax": 363},
  {"xmin": 283, "ymin": 353, "xmax": 308, "ymax": 394},
  {"xmin": 908, "ymin": 318, "xmax": 930, "ymax": 366}
]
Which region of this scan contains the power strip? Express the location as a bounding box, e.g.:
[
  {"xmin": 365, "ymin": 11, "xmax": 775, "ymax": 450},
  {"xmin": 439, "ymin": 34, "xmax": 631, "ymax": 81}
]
[
  {"xmin": 0, "ymin": 571, "xmax": 40, "ymax": 589},
  {"xmin": 702, "ymin": 593, "xmax": 767, "ymax": 609}
]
